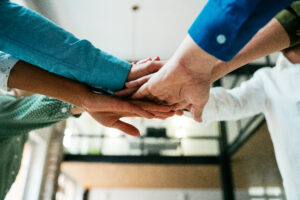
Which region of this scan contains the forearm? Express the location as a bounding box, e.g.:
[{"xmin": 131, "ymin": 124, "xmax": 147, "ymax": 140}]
[
  {"xmin": 0, "ymin": 1, "xmax": 131, "ymax": 92},
  {"xmin": 211, "ymin": 18, "xmax": 289, "ymax": 82},
  {"xmin": 7, "ymin": 60, "xmax": 89, "ymax": 108}
]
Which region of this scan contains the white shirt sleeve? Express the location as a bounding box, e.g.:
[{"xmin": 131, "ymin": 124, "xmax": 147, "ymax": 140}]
[
  {"xmin": 199, "ymin": 69, "xmax": 267, "ymax": 125},
  {"xmin": 0, "ymin": 51, "xmax": 19, "ymax": 91}
]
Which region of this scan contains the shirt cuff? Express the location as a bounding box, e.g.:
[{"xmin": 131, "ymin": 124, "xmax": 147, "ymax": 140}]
[
  {"xmin": 88, "ymin": 50, "xmax": 131, "ymax": 93},
  {"xmin": 0, "ymin": 52, "xmax": 19, "ymax": 91},
  {"xmin": 188, "ymin": 0, "xmax": 293, "ymax": 61},
  {"xmin": 32, "ymin": 95, "xmax": 81, "ymax": 119}
]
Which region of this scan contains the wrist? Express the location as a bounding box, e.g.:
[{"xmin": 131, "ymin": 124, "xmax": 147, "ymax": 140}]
[
  {"xmin": 77, "ymin": 88, "xmax": 94, "ymax": 112},
  {"xmin": 210, "ymin": 60, "xmax": 229, "ymax": 83},
  {"xmin": 172, "ymin": 35, "xmax": 217, "ymax": 75},
  {"xmin": 70, "ymin": 107, "xmax": 85, "ymax": 115}
]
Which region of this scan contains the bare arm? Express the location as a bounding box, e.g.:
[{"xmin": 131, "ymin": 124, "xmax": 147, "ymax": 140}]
[
  {"xmin": 8, "ymin": 60, "xmax": 87, "ymax": 108},
  {"xmin": 7, "ymin": 61, "xmax": 174, "ymax": 136}
]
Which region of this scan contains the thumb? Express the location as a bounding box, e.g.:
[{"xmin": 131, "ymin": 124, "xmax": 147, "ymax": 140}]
[
  {"xmin": 132, "ymin": 84, "xmax": 151, "ymax": 100},
  {"xmin": 125, "ymin": 74, "xmax": 152, "ymax": 88},
  {"xmin": 112, "ymin": 120, "xmax": 140, "ymax": 137},
  {"xmin": 190, "ymin": 105, "xmax": 204, "ymax": 122}
]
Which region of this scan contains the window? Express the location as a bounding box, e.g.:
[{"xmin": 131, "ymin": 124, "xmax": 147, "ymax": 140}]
[{"xmin": 248, "ymin": 186, "xmax": 285, "ymax": 200}]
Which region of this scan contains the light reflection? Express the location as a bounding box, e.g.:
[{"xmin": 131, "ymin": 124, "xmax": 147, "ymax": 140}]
[
  {"xmin": 266, "ymin": 187, "xmax": 282, "ymax": 196},
  {"xmin": 248, "ymin": 186, "xmax": 265, "ymax": 196}
]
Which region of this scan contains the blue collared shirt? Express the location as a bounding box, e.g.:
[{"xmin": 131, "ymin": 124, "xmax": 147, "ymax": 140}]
[{"xmin": 189, "ymin": 0, "xmax": 294, "ymax": 61}]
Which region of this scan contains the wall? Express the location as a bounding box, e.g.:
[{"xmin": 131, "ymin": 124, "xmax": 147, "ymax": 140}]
[{"xmin": 88, "ymin": 188, "xmax": 249, "ymax": 200}]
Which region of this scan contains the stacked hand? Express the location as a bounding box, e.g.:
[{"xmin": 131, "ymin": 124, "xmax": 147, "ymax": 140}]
[
  {"xmin": 81, "ymin": 93, "xmax": 174, "ymax": 137},
  {"xmin": 116, "ymin": 35, "xmax": 217, "ymax": 122},
  {"xmin": 8, "ymin": 58, "xmax": 175, "ymax": 137},
  {"xmin": 9, "ymin": 35, "xmax": 217, "ymax": 136},
  {"xmin": 79, "ymin": 56, "xmax": 175, "ymax": 137}
]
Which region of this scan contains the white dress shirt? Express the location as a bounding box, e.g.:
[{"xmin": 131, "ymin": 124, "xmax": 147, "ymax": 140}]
[
  {"xmin": 198, "ymin": 54, "xmax": 300, "ymax": 200},
  {"xmin": 0, "ymin": 52, "xmax": 19, "ymax": 91}
]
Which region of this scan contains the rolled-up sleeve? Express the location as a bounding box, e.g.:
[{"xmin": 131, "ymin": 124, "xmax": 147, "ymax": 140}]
[
  {"xmin": 0, "ymin": 51, "xmax": 19, "ymax": 91},
  {"xmin": 275, "ymin": 1, "xmax": 300, "ymax": 47},
  {"xmin": 0, "ymin": 1, "xmax": 131, "ymax": 92},
  {"xmin": 188, "ymin": 0, "xmax": 294, "ymax": 61}
]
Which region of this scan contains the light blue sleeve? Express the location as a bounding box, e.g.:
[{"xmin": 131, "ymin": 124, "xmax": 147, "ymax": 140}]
[
  {"xmin": 0, "ymin": 1, "xmax": 131, "ymax": 92},
  {"xmin": 188, "ymin": 0, "xmax": 293, "ymax": 61}
]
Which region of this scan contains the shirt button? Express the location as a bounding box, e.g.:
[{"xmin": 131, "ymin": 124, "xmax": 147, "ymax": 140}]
[
  {"xmin": 11, "ymin": 171, "xmax": 15, "ymax": 175},
  {"xmin": 216, "ymin": 34, "xmax": 226, "ymax": 44},
  {"xmin": 61, "ymin": 107, "xmax": 67, "ymax": 113},
  {"xmin": 16, "ymin": 137, "xmax": 20, "ymax": 142},
  {"xmin": 14, "ymin": 155, "xmax": 18, "ymax": 159}
]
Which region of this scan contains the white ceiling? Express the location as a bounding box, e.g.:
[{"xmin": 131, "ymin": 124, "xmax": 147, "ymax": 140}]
[{"xmin": 35, "ymin": 0, "xmax": 208, "ymax": 60}]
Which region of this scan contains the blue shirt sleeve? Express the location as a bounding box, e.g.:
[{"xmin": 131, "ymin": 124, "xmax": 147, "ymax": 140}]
[
  {"xmin": 0, "ymin": 1, "xmax": 131, "ymax": 92},
  {"xmin": 188, "ymin": 0, "xmax": 294, "ymax": 61}
]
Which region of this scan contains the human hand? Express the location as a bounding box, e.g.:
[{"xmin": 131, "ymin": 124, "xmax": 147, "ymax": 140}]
[
  {"xmin": 81, "ymin": 92, "xmax": 174, "ymax": 136},
  {"xmin": 127, "ymin": 56, "xmax": 162, "ymax": 81},
  {"xmin": 282, "ymin": 44, "xmax": 300, "ymax": 64},
  {"xmin": 115, "ymin": 57, "xmax": 165, "ymax": 97},
  {"xmin": 80, "ymin": 58, "xmax": 175, "ymax": 136},
  {"xmin": 130, "ymin": 35, "xmax": 217, "ymax": 122}
]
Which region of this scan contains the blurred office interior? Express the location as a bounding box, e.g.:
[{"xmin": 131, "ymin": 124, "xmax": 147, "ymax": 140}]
[{"xmin": 5, "ymin": 0, "xmax": 285, "ymax": 200}]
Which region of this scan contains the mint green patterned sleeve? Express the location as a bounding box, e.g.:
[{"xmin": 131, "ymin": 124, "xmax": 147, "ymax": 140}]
[{"xmin": 0, "ymin": 94, "xmax": 79, "ymax": 139}]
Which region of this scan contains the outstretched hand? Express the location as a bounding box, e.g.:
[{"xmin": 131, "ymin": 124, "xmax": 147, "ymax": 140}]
[{"xmin": 81, "ymin": 92, "xmax": 174, "ymax": 136}]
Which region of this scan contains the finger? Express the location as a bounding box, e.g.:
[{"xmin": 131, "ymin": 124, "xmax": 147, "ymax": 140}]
[
  {"xmin": 154, "ymin": 56, "xmax": 160, "ymax": 61},
  {"xmin": 121, "ymin": 101, "xmax": 155, "ymax": 119},
  {"xmin": 132, "ymin": 61, "xmax": 137, "ymax": 64},
  {"xmin": 190, "ymin": 105, "xmax": 204, "ymax": 122},
  {"xmin": 150, "ymin": 111, "xmax": 176, "ymax": 119},
  {"xmin": 120, "ymin": 111, "xmax": 174, "ymax": 120},
  {"xmin": 125, "ymin": 74, "xmax": 152, "ymax": 88},
  {"xmin": 153, "ymin": 97, "xmax": 168, "ymax": 105},
  {"xmin": 186, "ymin": 104, "xmax": 192, "ymax": 110},
  {"xmin": 175, "ymin": 110, "xmax": 184, "ymax": 116},
  {"xmin": 132, "ymin": 84, "xmax": 150, "ymax": 99},
  {"xmin": 137, "ymin": 57, "xmax": 152, "ymax": 64},
  {"xmin": 99, "ymin": 96, "xmax": 151, "ymax": 117},
  {"xmin": 132, "ymin": 100, "xmax": 173, "ymax": 112},
  {"xmin": 173, "ymin": 101, "xmax": 189, "ymax": 110},
  {"xmin": 112, "ymin": 120, "xmax": 140, "ymax": 137},
  {"xmin": 129, "ymin": 61, "xmax": 162, "ymax": 82},
  {"xmin": 114, "ymin": 87, "xmax": 138, "ymax": 97}
]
